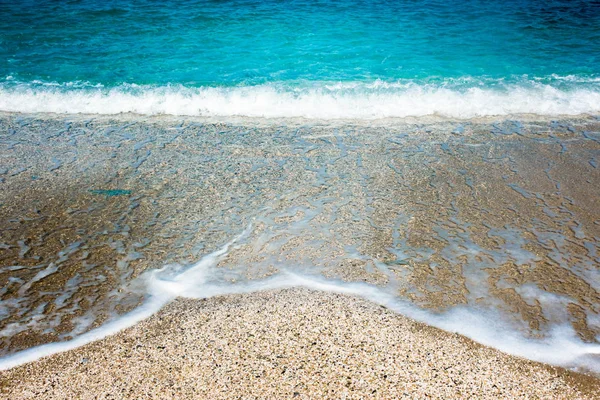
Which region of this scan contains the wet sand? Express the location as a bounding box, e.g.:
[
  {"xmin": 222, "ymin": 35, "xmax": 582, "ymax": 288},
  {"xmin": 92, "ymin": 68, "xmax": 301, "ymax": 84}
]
[{"xmin": 1, "ymin": 288, "xmax": 598, "ymax": 399}]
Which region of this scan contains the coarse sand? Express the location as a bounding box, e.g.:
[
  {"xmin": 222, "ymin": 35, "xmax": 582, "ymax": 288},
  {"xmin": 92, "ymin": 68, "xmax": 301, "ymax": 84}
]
[{"xmin": 1, "ymin": 288, "xmax": 599, "ymax": 399}]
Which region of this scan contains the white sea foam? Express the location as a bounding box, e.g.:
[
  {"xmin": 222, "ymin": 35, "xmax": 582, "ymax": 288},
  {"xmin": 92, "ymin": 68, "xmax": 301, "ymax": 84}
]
[
  {"xmin": 1, "ymin": 80, "xmax": 599, "ymax": 119},
  {"xmin": 0, "ymin": 227, "xmax": 599, "ymax": 373}
]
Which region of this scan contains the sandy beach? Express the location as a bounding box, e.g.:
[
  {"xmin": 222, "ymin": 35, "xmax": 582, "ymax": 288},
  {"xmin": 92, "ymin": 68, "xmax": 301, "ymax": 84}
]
[{"xmin": 1, "ymin": 288, "xmax": 598, "ymax": 399}]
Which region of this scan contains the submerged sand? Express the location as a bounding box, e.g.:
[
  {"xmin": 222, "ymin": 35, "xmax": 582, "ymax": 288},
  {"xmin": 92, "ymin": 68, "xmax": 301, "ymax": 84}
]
[
  {"xmin": 1, "ymin": 288, "xmax": 598, "ymax": 399},
  {"xmin": 2, "ymin": 113, "xmax": 600, "ymax": 356},
  {"xmin": 1, "ymin": 113, "xmax": 600, "ymax": 397}
]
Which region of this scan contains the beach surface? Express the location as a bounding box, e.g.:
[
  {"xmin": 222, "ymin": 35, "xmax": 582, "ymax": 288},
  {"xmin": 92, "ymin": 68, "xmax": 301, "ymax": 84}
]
[
  {"xmin": 1, "ymin": 112, "xmax": 600, "ymax": 397},
  {"xmin": 1, "ymin": 287, "xmax": 599, "ymax": 399}
]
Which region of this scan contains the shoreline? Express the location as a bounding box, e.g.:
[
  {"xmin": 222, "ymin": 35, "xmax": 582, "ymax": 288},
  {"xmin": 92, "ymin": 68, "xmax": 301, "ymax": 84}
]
[
  {"xmin": 1, "ymin": 112, "xmax": 599, "ymax": 396},
  {"xmin": 1, "ymin": 288, "xmax": 598, "ymax": 399},
  {"xmin": 1, "ymin": 110, "xmax": 598, "ymax": 127}
]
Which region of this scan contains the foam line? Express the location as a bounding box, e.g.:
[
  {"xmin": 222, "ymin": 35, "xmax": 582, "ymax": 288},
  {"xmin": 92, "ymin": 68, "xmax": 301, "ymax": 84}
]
[
  {"xmin": 150, "ymin": 271, "xmax": 600, "ymax": 373},
  {"xmin": 0, "ymin": 227, "xmax": 249, "ymax": 371},
  {"xmin": 0, "ymin": 296, "xmax": 168, "ymax": 371},
  {"xmin": 1, "ymin": 80, "xmax": 600, "ymax": 118},
  {"xmin": 2, "ymin": 255, "xmax": 599, "ymax": 373}
]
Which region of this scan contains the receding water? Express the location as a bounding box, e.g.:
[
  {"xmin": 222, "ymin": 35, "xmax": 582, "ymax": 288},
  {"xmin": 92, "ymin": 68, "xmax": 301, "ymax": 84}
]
[
  {"xmin": 1, "ymin": 0, "xmax": 599, "ymax": 377},
  {"xmin": 0, "ymin": 114, "xmax": 599, "ymax": 373}
]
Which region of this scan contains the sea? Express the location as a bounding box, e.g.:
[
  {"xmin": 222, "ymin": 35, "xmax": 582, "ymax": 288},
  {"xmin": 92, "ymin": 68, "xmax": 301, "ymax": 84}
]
[
  {"xmin": 1, "ymin": 0, "xmax": 600, "ymax": 374},
  {"xmin": 1, "ymin": 0, "xmax": 600, "ymax": 118}
]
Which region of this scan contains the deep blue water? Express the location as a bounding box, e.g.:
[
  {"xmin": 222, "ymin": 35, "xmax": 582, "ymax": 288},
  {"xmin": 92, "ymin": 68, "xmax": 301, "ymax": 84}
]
[{"xmin": 1, "ymin": 0, "xmax": 599, "ymax": 118}]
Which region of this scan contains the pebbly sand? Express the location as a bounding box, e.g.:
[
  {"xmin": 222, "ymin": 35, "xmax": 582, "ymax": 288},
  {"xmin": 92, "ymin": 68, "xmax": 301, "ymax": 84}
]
[{"xmin": 1, "ymin": 288, "xmax": 598, "ymax": 399}]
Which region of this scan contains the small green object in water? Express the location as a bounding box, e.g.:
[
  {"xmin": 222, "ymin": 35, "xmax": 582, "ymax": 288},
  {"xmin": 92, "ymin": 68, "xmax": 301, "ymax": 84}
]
[
  {"xmin": 89, "ymin": 189, "xmax": 131, "ymax": 197},
  {"xmin": 384, "ymin": 258, "xmax": 410, "ymax": 267}
]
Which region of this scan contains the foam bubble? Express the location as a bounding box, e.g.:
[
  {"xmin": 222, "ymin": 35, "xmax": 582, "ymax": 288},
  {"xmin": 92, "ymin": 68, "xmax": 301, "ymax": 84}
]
[{"xmin": 1, "ymin": 79, "xmax": 599, "ymax": 119}]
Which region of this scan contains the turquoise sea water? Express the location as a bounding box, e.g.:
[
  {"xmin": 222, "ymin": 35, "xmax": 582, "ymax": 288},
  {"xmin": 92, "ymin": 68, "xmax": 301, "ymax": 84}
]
[{"xmin": 1, "ymin": 0, "xmax": 599, "ymax": 117}]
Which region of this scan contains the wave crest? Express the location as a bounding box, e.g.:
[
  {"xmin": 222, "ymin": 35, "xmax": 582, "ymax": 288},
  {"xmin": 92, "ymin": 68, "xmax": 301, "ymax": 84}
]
[{"xmin": 1, "ymin": 79, "xmax": 599, "ymax": 119}]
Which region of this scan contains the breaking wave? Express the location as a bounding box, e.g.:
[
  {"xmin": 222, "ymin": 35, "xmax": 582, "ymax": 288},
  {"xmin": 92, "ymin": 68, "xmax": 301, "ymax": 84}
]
[{"xmin": 1, "ymin": 78, "xmax": 600, "ymax": 119}]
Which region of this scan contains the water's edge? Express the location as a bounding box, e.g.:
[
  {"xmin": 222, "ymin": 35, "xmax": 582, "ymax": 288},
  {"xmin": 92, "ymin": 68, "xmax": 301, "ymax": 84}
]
[{"xmin": 1, "ymin": 111, "xmax": 599, "ymax": 375}]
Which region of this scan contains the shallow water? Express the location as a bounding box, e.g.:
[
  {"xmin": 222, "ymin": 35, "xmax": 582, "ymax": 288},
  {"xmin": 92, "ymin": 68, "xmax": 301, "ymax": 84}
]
[{"xmin": 0, "ymin": 113, "xmax": 599, "ymax": 372}]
